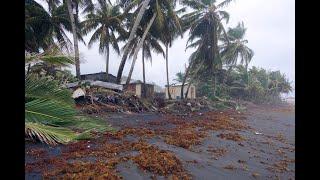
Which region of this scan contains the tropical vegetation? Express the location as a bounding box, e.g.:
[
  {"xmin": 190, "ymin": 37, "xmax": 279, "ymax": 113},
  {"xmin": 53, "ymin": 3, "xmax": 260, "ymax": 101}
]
[{"xmin": 25, "ymin": 0, "xmax": 292, "ymax": 144}]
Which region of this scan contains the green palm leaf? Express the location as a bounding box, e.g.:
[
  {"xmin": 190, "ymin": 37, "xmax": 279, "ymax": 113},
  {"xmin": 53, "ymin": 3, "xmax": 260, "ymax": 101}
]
[
  {"xmin": 25, "ymin": 75, "xmax": 75, "ymax": 105},
  {"xmin": 25, "ymin": 99, "xmax": 76, "ymax": 126},
  {"xmin": 25, "ymin": 122, "xmax": 77, "ymax": 145}
]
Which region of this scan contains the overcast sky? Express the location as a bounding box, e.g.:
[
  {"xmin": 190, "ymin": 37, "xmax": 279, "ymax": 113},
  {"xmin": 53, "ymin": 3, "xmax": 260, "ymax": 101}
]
[{"xmin": 38, "ymin": 0, "xmax": 295, "ymax": 94}]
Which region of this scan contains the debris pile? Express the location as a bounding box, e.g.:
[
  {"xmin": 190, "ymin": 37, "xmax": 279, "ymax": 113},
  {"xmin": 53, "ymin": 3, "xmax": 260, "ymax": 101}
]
[{"xmin": 76, "ymin": 91, "xmax": 155, "ymax": 113}]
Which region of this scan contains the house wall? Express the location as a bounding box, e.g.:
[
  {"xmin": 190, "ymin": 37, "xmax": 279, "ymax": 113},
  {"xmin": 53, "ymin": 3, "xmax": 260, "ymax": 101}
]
[
  {"xmin": 142, "ymin": 84, "xmax": 154, "ymax": 98},
  {"xmin": 136, "ymin": 84, "xmax": 142, "ymax": 98},
  {"xmin": 165, "ymin": 85, "xmax": 196, "ymax": 99}
]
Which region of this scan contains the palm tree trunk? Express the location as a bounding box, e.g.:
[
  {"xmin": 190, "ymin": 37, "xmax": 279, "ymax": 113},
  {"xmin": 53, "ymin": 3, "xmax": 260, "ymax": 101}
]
[
  {"xmin": 165, "ymin": 44, "xmax": 172, "ymax": 100},
  {"xmin": 181, "ymin": 64, "xmax": 191, "ymax": 99},
  {"xmin": 116, "ymin": 0, "xmax": 151, "ymax": 84},
  {"xmin": 185, "ymin": 81, "xmax": 192, "ymax": 99},
  {"xmin": 66, "ymin": 0, "xmax": 80, "ymax": 79},
  {"xmin": 142, "ymin": 46, "xmax": 146, "ymax": 98},
  {"xmin": 106, "ymin": 45, "xmax": 109, "ymax": 81},
  {"xmin": 126, "ymin": 12, "xmax": 156, "ymax": 85}
]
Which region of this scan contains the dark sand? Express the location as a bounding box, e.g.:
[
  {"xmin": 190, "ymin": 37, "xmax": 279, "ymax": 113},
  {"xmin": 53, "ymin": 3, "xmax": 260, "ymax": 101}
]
[{"xmin": 25, "ymin": 104, "xmax": 295, "ymax": 179}]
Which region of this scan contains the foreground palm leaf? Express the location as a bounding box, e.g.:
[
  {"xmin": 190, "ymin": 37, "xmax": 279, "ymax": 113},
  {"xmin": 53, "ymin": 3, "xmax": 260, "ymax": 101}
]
[
  {"xmin": 25, "ymin": 75, "xmax": 75, "ymax": 105},
  {"xmin": 25, "ymin": 75, "xmax": 77, "ymax": 145},
  {"xmin": 25, "ymin": 122, "xmax": 77, "ymax": 145},
  {"xmin": 25, "ymin": 99, "xmax": 76, "ymax": 126}
]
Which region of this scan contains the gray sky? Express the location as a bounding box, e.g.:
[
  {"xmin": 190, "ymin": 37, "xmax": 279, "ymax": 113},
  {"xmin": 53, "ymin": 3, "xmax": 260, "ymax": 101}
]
[{"xmin": 39, "ymin": 0, "xmax": 295, "ymax": 94}]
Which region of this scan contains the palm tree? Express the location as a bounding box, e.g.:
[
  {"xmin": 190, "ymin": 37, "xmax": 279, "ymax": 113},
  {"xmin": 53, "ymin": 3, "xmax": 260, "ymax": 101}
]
[
  {"xmin": 220, "ymin": 22, "xmax": 254, "ymax": 85},
  {"xmin": 64, "ymin": 0, "xmax": 81, "ymax": 78},
  {"xmin": 122, "ymin": 28, "xmax": 165, "ymax": 96},
  {"xmin": 174, "ymin": 72, "xmax": 185, "ymax": 83},
  {"xmin": 116, "ymin": 0, "xmax": 182, "ymax": 85},
  {"xmin": 64, "ymin": 0, "xmax": 94, "ymax": 79},
  {"xmin": 82, "ymin": 1, "xmax": 127, "ymax": 80},
  {"xmin": 25, "ymin": 0, "xmax": 77, "ymax": 52},
  {"xmin": 125, "ymin": 12, "xmax": 157, "ymax": 85},
  {"xmin": 160, "ymin": 7, "xmax": 185, "ymax": 99},
  {"xmin": 122, "ymin": 1, "xmax": 183, "ymax": 101},
  {"xmin": 116, "ymin": 0, "xmax": 151, "ymax": 83},
  {"xmin": 180, "ymin": 0, "xmax": 233, "ymax": 98}
]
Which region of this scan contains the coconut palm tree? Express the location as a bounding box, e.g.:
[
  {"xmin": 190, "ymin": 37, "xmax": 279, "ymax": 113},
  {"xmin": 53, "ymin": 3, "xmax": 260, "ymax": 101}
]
[
  {"xmin": 180, "ymin": 0, "xmax": 233, "ymax": 97},
  {"xmin": 64, "ymin": 0, "xmax": 81, "ymax": 78},
  {"xmin": 25, "ymin": 0, "xmax": 78, "ymax": 52},
  {"xmin": 82, "ymin": 1, "xmax": 127, "ymax": 80},
  {"xmin": 220, "ymin": 22, "xmax": 254, "ymax": 85},
  {"xmin": 116, "ymin": 0, "xmax": 182, "ymax": 85},
  {"xmin": 125, "ymin": 12, "xmax": 157, "ymax": 85},
  {"xmin": 116, "ymin": 0, "xmax": 151, "ymax": 83},
  {"xmin": 160, "ymin": 7, "xmax": 185, "ymax": 99},
  {"xmin": 121, "ymin": 18, "xmax": 165, "ymax": 93},
  {"xmin": 123, "ymin": 1, "xmax": 183, "ymax": 101},
  {"xmin": 174, "ymin": 72, "xmax": 185, "ymax": 83}
]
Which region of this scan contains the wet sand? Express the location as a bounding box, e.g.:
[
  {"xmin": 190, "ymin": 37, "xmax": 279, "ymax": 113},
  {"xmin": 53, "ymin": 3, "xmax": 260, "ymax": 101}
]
[{"xmin": 25, "ymin": 104, "xmax": 295, "ymax": 179}]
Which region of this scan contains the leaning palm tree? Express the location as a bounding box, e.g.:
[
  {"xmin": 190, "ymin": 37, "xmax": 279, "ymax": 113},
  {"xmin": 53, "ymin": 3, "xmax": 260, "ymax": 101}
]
[
  {"xmin": 116, "ymin": 0, "xmax": 181, "ymax": 85},
  {"xmin": 180, "ymin": 0, "xmax": 233, "ymax": 98},
  {"xmin": 220, "ymin": 22, "xmax": 254, "ymax": 85},
  {"xmin": 82, "ymin": 1, "xmax": 127, "ymax": 80},
  {"xmin": 123, "ymin": 1, "xmax": 183, "ymax": 101},
  {"xmin": 116, "ymin": 0, "xmax": 151, "ymax": 83},
  {"xmin": 122, "ymin": 27, "xmax": 165, "ymax": 96}
]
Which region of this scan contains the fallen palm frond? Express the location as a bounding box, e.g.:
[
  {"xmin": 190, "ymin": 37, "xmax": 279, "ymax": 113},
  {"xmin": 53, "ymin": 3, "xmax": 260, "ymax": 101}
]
[
  {"xmin": 25, "ymin": 75, "xmax": 78, "ymax": 145},
  {"xmin": 25, "ymin": 75, "xmax": 75, "ymax": 105},
  {"xmin": 25, "ymin": 99, "xmax": 76, "ymax": 126},
  {"xmin": 25, "ymin": 122, "xmax": 77, "ymax": 145}
]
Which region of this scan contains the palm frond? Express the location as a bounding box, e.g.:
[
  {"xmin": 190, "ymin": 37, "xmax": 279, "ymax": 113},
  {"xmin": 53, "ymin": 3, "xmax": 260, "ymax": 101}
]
[
  {"xmin": 25, "ymin": 122, "xmax": 77, "ymax": 145},
  {"xmin": 25, "ymin": 99, "xmax": 76, "ymax": 126},
  {"xmin": 25, "ymin": 75, "xmax": 75, "ymax": 105},
  {"xmin": 217, "ymin": 0, "xmax": 234, "ymax": 8}
]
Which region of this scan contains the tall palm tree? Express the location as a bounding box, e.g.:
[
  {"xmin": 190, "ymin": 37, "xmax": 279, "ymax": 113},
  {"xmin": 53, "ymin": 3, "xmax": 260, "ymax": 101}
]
[
  {"xmin": 220, "ymin": 22, "xmax": 254, "ymax": 85},
  {"xmin": 82, "ymin": 1, "xmax": 127, "ymax": 80},
  {"xmin": 116, "ymin": 0, "xmax": 151, "ymax": 83},
  {"xmin": 180, "ymin": 0, "xmax": 233, "ymax": 98},
  {"xmin": 25, "ymin": 0, "xmax": 80, "ymax": 52},
  {"xmin": 116, "ymin": 0, "xmax": 181, "ymax": 85},
  {"xmin": 123, "ymin": 1, "xmax": 183, "ymax": 101},
  {"xmin": 122, "ymin": 28, "xmax": 165, "ymax": 96},
  {"xmin": 64, "ymin": 0, "xmax": 81, "ymax": 79},
  {"xmin": 125, "ymin": 12, "xmax": 157, "ymax": 85},
  {"xmin": 160, "ymin": 7, "xmax": 185, "ymax": 99}
]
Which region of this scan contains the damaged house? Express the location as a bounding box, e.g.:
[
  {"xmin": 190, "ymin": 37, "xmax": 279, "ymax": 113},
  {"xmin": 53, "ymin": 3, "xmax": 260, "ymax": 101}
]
[{"xmin": 123, "ymin": 80, "xmax": 154, "ymax": 98}]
